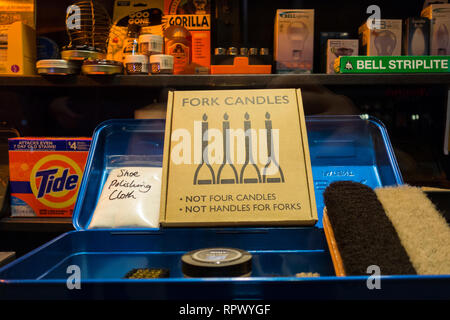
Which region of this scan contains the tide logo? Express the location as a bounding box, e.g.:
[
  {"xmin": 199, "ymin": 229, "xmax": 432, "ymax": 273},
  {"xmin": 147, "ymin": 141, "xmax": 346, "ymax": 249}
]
[{"xmin": 30, "ymin": 155, "xmax": 83, "ymax": 208}]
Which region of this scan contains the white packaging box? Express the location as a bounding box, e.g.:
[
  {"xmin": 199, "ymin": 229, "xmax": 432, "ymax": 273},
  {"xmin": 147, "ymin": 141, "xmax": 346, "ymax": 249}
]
[
  {"xmin": 326, "ymin": 39, "xmax": 358, "ymax": 74},
  {"xmin": 359, "ymin": 19, "xmax": 402, "ymax": 56},
  {"xmin": 274, "ymin": 9, "xmax": 314, "ymax": 73},
  {"xmin": 422, "ymin": 4, "xmax": 450, "ymax": 55}
]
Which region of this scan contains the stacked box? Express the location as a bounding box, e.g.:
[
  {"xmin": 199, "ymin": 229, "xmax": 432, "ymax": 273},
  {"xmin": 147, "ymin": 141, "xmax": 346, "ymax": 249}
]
[{"xmin": 8, "ymin": 138, "xmax": 91, "ymax": 217}]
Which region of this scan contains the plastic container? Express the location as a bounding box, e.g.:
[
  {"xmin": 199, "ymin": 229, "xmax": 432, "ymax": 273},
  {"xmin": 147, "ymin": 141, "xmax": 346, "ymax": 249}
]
[
  {"xmin": 124, "ymin": 54, "xmax": 149, "ymax": 75},
  {"xmin": 1, "ymin": 116, "xmax": 448, "ymax": 300}
]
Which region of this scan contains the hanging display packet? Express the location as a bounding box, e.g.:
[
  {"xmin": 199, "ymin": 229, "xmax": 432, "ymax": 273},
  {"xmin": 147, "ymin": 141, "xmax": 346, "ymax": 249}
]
[
  {"xmin": 88, "ymin": 156, "xmax": 162, "ymax": 229},
  {"xmin": 160, "ymin": 88, "xmax": 317, "ymax": 226}
]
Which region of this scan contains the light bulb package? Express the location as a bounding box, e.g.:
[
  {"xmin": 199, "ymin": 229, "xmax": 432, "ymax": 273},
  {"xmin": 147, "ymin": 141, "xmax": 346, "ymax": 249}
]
[
  {"xmin": 326, "ymin": 39, "xmax": 358, "ymax": 74},
  {"xmin": 274, "ymin": 9, "xmax": 314, "ymax": 73},
  {"xmin": 359, "ymin": 19, "xmax": 402, "ymax": 56},
  {"xmin": 403, "ymin": 18, "xmax": 430, "ymax": 56},
  {"xmin": 422, "ymin": 4, "xmax": 450, "ymax": 55}
]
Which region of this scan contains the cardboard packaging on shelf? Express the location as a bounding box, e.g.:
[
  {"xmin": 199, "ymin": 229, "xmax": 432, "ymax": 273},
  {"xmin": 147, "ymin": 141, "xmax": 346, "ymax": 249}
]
[
  {"xmin": 0, "ymin": 21, "xmax": 35, "ymax": 75},
  {"xmin": 359, "ymin": 19, "xmax": 402, "ymax": 56},
  {"xmin": 107, "ymin": 0, "xmax": 164, "ymax": 62},
  {"xmin": 274, "ymin": 9, "xmax": 314, "ymax": 73},
  {"xmin": 326, "ymin": 39, "xmax": 358, "ymax": 74},
  {"xmin": 8, "ymin": 138, "xmax": 91, "ymax": 217},
  {"xmin": 163, "ymin": 0, "xmax": 211, "ymax": 74},
  {"xmin": 0, "ymin": 0, "xmax": 35, "ymax": 29},
  {"xmin": 403, "ymin": 17, "xmax": 430, "ymax": 56},
  {"xmin": 421, "ymin": 4, "xmax": 450, "ymax": 55},
  {"xmin": 160, "ymin": 88, "xmax": 317, "ymax": 226}
]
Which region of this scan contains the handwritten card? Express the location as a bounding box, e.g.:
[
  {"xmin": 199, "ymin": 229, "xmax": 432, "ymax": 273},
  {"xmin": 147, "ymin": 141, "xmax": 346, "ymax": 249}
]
[{"xmin": 88, "ymin": 167, "xmax": 162, "ymax": 229}]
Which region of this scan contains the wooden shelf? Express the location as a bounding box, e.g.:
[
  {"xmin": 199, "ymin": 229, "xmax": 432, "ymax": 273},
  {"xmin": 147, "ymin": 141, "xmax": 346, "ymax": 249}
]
[
  {"xmin": 0, "ymin": 217, "xmax": 73, "ymax": 233},
  {"xmin": 0, "ymin": 74, "xmax": 450, "ymax": 88}
]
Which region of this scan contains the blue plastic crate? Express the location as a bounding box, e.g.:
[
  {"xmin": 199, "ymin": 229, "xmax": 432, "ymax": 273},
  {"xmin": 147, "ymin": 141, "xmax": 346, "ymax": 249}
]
[{"xmin": 1, "ymin": 116, "xmax": 448, "ymax": 300}]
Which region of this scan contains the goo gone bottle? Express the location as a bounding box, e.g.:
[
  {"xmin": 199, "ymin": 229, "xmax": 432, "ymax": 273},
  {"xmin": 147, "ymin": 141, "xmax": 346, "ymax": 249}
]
[
  {"xmin": 164, "ymin": 25, "xmax": 192, "ymax": 74},
  {"xmin": 123, "ymin": 24, "xmax": 141, "ymax": 59}
]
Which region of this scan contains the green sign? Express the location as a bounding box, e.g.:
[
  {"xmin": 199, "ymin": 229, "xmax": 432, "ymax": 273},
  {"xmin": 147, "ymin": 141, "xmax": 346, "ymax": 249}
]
[{"xmin": 335, "ymin": 56, "xmax": 450, "ymax": 73}]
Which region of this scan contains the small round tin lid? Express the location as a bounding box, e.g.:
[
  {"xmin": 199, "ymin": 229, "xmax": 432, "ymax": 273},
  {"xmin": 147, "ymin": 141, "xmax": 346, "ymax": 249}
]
[
  {"xmin": 82, "ymin": 59, "xmax": 123, "ymax": 66},
  {"xmin": 36, "ymin": 59, "xmax": 72, "ymax": 69},
  {"xmin": 181, "ymin": 247, "xmax": 252, "ymax": 277}
]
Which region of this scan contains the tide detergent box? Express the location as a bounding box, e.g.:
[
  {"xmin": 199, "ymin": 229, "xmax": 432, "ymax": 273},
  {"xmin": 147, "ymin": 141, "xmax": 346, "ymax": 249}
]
[{"xmin": 8, "ymin": 138, "xmax": 91, "ymax": 217}]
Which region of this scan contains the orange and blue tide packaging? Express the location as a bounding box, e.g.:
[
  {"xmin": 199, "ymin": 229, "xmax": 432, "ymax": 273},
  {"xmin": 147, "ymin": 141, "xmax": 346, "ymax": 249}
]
[{"xmin": 8, "ymin": 138, "xmax": 91, "ymax": 217}]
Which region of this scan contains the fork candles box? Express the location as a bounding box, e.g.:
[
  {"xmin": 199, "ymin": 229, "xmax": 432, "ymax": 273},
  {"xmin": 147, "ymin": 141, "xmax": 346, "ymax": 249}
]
[{"xmin": 160, "ymin": 89, "xmax": 317, "ymax": 226}]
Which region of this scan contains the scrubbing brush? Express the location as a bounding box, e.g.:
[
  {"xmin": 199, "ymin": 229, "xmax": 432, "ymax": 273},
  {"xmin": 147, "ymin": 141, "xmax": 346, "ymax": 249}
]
[{"xmin": 323, "ymin": 181, "xmax": 450, "ymax": 276}]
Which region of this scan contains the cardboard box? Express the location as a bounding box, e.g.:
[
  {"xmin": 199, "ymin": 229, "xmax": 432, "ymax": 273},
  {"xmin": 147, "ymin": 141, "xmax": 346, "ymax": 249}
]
[
  {"xmin": 359, "ymin": 19, "xmax": 402, "ymax": 56},
  {"xmin": 107, "ymin": 0, "xmax": 164, "ymax": 62},
  {"xmin": 326, "ymin": 39, "xmax": 358, "ymax": 74},
  {"xmin": 403, "ymin": 17, "xmax": 430, "ymax": 55},
  {"xmin": 274, "ymin": 9, "xmax": 314, "ymax": 73},
  {"xmin": 421, "ymin": 4, "xmax": 450, "ymax": 55},
  {"xmin": 0, "ymin": 21, "xmax": 35, "ymax": 75},
  {"xmin": 320, "ymin": 32, "xmax": 350, "ymax": 73},
  {"xmin": 0, "ymin": 0, "xmax": 35, "ymax": 29},
  {"xmin": 164, "ymin": 0, "xmax": 211, "ymax": 74},
  {"xmin": 8, "ymin": 138, "xmax": 91, "ymax": 217},
  {"xmin": 160, "ymin": 89, "xmax": 317, "ymax": 226}
]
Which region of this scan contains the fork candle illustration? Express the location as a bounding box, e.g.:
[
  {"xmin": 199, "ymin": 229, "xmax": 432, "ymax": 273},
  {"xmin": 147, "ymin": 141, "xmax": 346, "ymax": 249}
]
[
  {"xmin": 217, "ymin": 113, "xmax": 239, "ymax": 184},
  {"xmin": 193, "ymin": 113, "xmax": 216, "ymax": 185},
  {"xmin": 239, "ymin": 112, "xmax": 262, "ymax": 184},
  {"xmin": 262, "ymin": 112, "xmax": 284, "ymax": 183}
]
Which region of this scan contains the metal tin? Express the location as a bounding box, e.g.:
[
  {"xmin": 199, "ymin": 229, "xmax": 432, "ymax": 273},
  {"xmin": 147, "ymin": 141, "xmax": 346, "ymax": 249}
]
[
  {"xmin": 36, "ymin": 59, "xmax": 80, "ymax": 75},
  {"xmin": 82, "ymin": 59, "xmax": 123, "ymax": 75},
  {"xmin": 61, "ymin": 45, "xmax": 106, "ymax": 61},
  {"xmin": 182, "ymin": 248, "xmax": 252, "ymax": 277}
]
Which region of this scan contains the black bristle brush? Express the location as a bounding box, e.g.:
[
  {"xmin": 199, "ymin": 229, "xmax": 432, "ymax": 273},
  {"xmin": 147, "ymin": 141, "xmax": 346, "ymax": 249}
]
[{"xmin": 323, "ymin": 181, "xmax": 450, "ymax": 276}]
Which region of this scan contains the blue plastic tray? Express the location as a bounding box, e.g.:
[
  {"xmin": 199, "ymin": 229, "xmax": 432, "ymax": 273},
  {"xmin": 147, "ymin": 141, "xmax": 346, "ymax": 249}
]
[{"xmin": 1, "ymin": 116, "xmax": 448, "ymax": 300}]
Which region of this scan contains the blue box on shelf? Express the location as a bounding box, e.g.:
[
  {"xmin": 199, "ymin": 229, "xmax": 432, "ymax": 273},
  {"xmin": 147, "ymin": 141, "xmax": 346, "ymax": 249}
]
[{"xmin": 0, "ymin": 116, "xmax": 448, "ymax": 300}]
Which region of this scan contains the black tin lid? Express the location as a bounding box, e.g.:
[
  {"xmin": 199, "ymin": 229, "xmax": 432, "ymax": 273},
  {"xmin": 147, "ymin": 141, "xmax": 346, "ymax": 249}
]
[{"xmin": 182, "ymin": 248, "xmax": 252, "ymax": 277}]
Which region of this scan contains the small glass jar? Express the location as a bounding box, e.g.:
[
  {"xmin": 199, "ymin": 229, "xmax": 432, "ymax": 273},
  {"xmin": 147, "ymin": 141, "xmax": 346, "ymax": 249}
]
[
  {"xmin": 214, "ymin": 47, "xmax": 226, "ymax": 56},
  {"xmin": 138, "ymin": 34, "xmax": 164, "ymax": 56},
  {"xmin": 240, "ymin": 47, "xmax": 249, "ymax": 56},
  {"xmin": 227, "ymin": 47, "xmax": 238, "ymax": 56},
  {"xmin": 124, "ymin": 54, "xmax": 149, "ymax": 75},
  {"xmin": 249, "ymin": 47, "xmax": 258, "ymax": 56},
  {"xmin": 150, "ymin": 54, "xmax": 174, "ymax": 74}
]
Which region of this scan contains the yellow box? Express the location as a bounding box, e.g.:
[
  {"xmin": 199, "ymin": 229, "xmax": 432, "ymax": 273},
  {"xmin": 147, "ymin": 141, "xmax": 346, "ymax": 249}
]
[
  {"xmin": 160, "ymin": 89, "xmax": 317, "ymax": 227},
  {"xmin": 0, "ymin": 21, "xmax": 36, "ymax": 75}
]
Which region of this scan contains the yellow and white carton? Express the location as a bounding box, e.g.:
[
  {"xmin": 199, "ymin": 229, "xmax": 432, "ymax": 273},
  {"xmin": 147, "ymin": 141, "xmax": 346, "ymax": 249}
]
[
  {"xmin": 160, "ymin": 89, "xmax": 317, "ymax": 227},
  {"xmin": 0, "ymin": 21, "xmax": 35, "ymax": 75}
]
